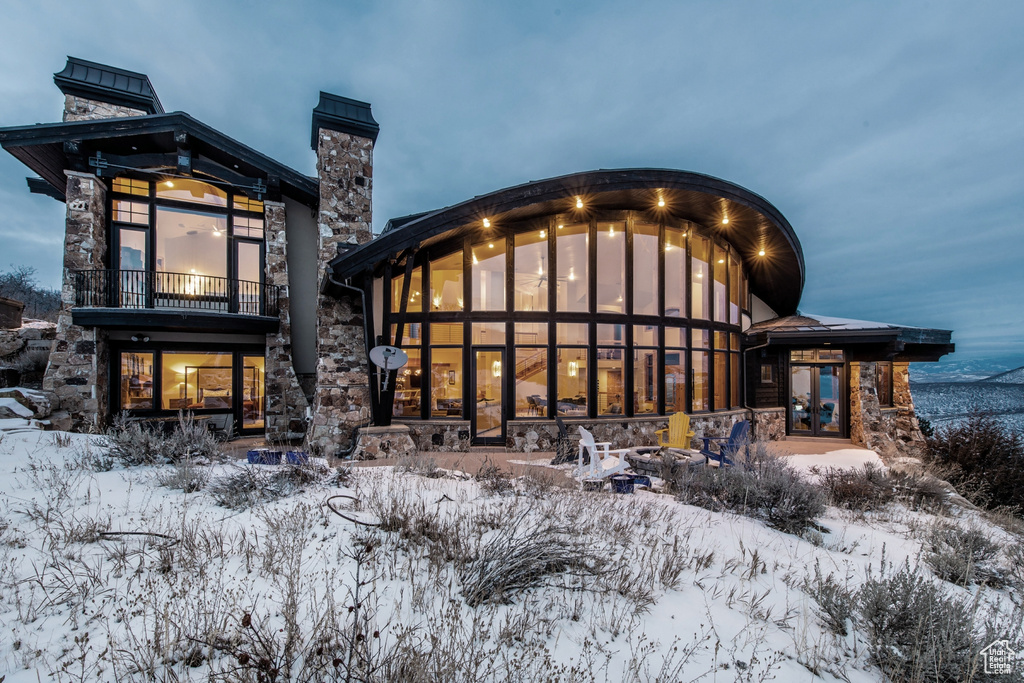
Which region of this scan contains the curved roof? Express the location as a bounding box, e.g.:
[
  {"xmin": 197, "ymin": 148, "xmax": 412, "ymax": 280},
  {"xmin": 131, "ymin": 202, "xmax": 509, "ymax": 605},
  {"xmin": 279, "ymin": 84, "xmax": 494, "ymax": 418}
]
[{"xmin": 331, "ymin": 168, "xmax": 806, "ymax": 315}]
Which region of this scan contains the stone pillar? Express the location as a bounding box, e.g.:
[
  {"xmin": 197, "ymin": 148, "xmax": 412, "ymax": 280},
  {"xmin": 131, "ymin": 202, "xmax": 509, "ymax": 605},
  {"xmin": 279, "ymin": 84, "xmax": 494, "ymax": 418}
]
[
  {"xmin": 63, "ymin": 95, "xmax": 147, "ymax": 122},
  {"xmin": 43, "ymin": 172, "xmax": 109, "ymax": 431},
  {"xmin": 264, "ymin": 201, "xmax": 309, "ymax": 442},
  {"xmin": 849, "ymin": 360, "xmax": 926, "ymax": 460},
  {"xmin": 307, "ymin": 128, "xmax": 375, "ymax": 455}
]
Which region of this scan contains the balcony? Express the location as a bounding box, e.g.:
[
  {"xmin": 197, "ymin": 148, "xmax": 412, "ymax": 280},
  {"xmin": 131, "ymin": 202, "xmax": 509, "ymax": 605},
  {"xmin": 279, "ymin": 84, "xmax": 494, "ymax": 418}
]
[{"xmin": 70, "ymin": 269, "xmax": 281, "ymax": 333}]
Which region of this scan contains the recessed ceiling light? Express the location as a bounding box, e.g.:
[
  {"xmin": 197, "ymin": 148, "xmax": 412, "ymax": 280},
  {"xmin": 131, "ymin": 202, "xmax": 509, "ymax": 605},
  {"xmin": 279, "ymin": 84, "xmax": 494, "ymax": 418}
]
[
  {"xmin": 483, "ymin": 218, "xmax": 491, "ymax": 228},
  {"xmin": 721, "ymin": 217, "xmax": 729, "ymax": 225},
  {"xmin": 575, "ymin": 197, "xmax": 583, "ymax": 209},
  {"xmin": 758, "ymin": 249, "xmax": 766, "ymax": 256}
]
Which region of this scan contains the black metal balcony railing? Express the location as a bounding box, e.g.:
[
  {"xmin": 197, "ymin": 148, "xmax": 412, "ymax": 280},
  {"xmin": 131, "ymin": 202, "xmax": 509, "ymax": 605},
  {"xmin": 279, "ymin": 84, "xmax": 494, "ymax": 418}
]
[{"xmin": 73, "ymin": 269, "xmax": 280, "ymax": 317}]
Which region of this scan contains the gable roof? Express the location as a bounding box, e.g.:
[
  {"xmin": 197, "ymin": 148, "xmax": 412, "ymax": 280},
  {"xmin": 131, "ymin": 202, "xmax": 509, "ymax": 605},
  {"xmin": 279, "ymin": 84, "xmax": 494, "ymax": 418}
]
[{"xmin": 0, "ymin": 112, "xmax": 317, "ymax": 206}]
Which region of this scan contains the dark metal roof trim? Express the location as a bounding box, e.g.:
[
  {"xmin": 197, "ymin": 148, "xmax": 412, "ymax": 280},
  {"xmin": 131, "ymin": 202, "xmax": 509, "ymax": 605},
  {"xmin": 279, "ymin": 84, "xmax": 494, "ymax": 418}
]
[
  {"xmin": 744, "ymin": 314, "xmax": 953, "ymax": 347},
  {"xmin": 0, "ymin": 113, "xmax": 317, "ymax": 206},
  {"xmin": 26, "ymin": 177, "xmax": 64, "ymax": 201},
  {"xmin": 311, "ymin": 92, "xmax": 380, "ymax": 148},
  {"xmin": 54, "ymin": 57, "xmax": 165, "ymax": 115},
  {"xmin": 329, "ymin": 168, "xmax": 807, "ymax": 315},
  {"xmin": 382, "ymin": 211, "xmax": 432, "ymax": 234}
]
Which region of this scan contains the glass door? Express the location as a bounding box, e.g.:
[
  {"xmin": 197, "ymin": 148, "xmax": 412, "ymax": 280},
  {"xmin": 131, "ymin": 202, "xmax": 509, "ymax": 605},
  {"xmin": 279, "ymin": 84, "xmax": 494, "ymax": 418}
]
[
  {"xmin": 790, "ymin": 365, "xmax": 813, "ymax": 434},
  {"xmin": 240, "ymin": 354, "xmax": 266, "ymax": 432},
  {"xmin": 817, "ymin": 365, "xmax": 843, "ymax": 435},
  {"xmin": 473, "ymin": 349, "xmax": 504, "ymax": 444},
  {"xmin": 790, "ymin": 364, "xmax": 844, "ymax": 436},
  {"xmin": 235, "ymin": 240, "xmax": 263, "ymax": 315},
  {"xmin": 118, "ymin": 227, "xmax": 148, "ymax": 308}
]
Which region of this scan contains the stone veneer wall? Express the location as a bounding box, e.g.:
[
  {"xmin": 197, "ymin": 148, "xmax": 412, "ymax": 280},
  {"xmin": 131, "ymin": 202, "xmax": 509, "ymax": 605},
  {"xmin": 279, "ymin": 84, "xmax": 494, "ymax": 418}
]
[
  {"xmin": 63, "ymin": 96, "xmax": 146, "ymax": 122},
  {"xmin": 42, "ymin": 172, "xmax": 109, "ymax": 431},
  {"xmin": 307, "ymin": 130, "xmax": 375, "ymax": 455},
  {"xmin": 397, "ymin": 410, "xmax": 770, "ymax": 454},
  {"xmin": 850, "ymin": 361, "xmax": 926, "ymax": 459},
  {"xmin": 263, "ymin": 201, "xmax": 309, "ymax": 441}
]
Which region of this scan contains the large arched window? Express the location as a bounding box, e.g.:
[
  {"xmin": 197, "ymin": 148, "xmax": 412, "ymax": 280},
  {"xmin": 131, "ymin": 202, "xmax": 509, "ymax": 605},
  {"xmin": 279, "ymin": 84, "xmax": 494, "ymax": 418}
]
[{"xmin": 383, "ymin": 211, "xmax": 749, "ymax": 420}]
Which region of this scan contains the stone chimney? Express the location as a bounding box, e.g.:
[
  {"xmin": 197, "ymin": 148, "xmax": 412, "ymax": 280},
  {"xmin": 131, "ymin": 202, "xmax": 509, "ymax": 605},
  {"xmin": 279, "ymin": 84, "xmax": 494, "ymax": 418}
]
[
  {"xmin": 307, "ymin": 93, "xmax": 380, "ymax": 455},
  {"xmin": 42, "ymin": 58, "xmax": 164, "ymax": 431},
  {"xmin": 54, "ymin": 57, "xmax": 164, "ymax": 122}
]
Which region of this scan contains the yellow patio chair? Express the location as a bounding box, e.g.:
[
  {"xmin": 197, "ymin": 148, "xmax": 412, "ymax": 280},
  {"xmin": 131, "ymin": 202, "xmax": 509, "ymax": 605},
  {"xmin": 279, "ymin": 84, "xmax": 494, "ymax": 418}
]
[{"xmin": 655, "ymin": 413, "xmax": 695, "ymax": 449}]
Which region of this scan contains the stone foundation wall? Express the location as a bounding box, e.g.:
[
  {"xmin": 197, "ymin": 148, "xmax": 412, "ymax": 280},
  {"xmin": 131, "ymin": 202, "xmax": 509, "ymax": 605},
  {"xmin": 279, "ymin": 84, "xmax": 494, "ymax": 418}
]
[
  {"xmin": 398, "ymin": 420, "xmax": 472, "ymax": 452},
  {"xmin": 42, "ymin": 172, "xmax": 109, "ymax": 431},
  {"xmin": 504, "ymin": 410, "xmax": 756, "ymax": 453},
  {"xmin": 750, "ymin": 407, "xmax": 787, "ymax": 442},
  {"xmin": 850, "ymin": 361, "xmax": 926, "ymax": 459},
  {"xmin": 307, "ymin": 129, "xmax": 375, "ymax": 456},
  {"xmin": 263, "ymin": 201, "xmax": 309, "ymax": 441},
  {"xmin": 63, "ymin": 95, "xmax": 146, "ymax": 122}
]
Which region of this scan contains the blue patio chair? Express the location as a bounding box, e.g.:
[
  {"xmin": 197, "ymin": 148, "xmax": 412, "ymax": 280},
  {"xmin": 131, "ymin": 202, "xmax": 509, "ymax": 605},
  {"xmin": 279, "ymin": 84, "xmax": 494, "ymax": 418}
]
[{"xmin": 699, "ymin": 420, "xmax": 750, "ymax": 467}]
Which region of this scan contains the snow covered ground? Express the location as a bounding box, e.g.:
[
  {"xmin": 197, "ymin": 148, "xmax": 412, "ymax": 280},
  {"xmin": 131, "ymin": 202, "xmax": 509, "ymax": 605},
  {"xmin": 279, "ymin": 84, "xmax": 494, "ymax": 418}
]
[{"xmin": 0, "ymin": 429, "xmax": 1021, "ymax": 681}]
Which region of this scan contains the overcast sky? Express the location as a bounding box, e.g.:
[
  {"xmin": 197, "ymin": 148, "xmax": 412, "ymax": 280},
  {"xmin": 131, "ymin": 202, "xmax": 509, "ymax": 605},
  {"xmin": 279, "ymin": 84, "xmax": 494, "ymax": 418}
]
[{"xmin": 1, "ymin": 1, "xmax": 1021, "ymax": 367}]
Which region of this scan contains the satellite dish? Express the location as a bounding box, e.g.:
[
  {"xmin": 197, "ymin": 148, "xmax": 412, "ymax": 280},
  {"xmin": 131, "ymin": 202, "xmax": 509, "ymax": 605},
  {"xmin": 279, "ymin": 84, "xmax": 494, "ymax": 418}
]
[
  {"xmin": 369, "ymin": 345, "xmax": 409, "ymax": 370},
  {"xmin": 369, "ymin": 346, "xmax": 408, "ymax": 392}
]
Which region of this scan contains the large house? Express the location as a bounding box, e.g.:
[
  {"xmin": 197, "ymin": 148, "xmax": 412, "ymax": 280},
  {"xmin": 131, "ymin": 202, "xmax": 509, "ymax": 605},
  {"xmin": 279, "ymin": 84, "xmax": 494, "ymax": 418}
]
[{"xmin": 0, "ymin": 57, "xmax": 953, "ymax": 457}]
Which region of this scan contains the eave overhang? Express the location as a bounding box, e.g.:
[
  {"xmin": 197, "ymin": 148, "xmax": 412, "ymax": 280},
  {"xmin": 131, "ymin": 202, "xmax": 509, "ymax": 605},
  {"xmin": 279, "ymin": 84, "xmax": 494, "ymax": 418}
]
[
  {"xmin": 743, "ymin": 314, "xmax": 954, "ymax": 362},
  {"xmin": 0, "ymin": 113, "xmax": 318, "ymax": 207},
  {"xmin": 330, "ymin": 168, "xmax": 806, "ymax": 316},
  {"xmin": 71, "ymin": 308, "xmax": 279, "ymax": 334}
]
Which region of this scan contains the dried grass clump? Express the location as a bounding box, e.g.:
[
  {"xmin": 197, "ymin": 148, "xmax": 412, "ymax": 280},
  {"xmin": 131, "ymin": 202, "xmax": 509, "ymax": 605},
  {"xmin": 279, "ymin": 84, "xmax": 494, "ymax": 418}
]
[
  {"xmin": 209, "ymin": 462, "xmax": 330, "ymax": 510},
  {"xmin": 156, "ymin": 457, "xmax": 211, "ymax": 493},
  {"xmin": 460, "ymin": 510, "xmax": 605, "ymax": 607}
]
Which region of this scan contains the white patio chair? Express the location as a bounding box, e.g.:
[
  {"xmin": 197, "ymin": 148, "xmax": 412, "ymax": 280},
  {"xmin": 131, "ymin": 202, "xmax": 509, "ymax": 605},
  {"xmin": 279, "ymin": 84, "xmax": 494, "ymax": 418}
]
[{"xmin": 577, "ymin": 426, "xmax": 632, "ymax": 479}]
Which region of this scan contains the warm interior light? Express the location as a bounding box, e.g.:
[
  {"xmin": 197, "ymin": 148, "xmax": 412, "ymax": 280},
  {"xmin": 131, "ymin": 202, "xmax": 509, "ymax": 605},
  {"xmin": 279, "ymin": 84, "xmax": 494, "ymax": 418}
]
[
  {"xmin": 165, "ymin": 181, "xmax": 174, "ymax": 188},
  {"xmin": 538, "ymin": 264, "xmax": 544, "ymax": 275},
  {"xmin": 697, "ymin": 272, "xmax": 703, "ymax": 278},
  {"xmin": 568, "ymin": 360, "xmax": 578, "ymax": 377},
  {"xmin": 718, "ymin": 259, "xmax": 725, "ymax": 264},
  {"xmin": 433, "ymin": 295, "xmax": 442, "ymax": 308},
  {"xmin": 557, "ymin": 224, "xmax": 564, "ymax": 229},
  {"xmin": 189, "ymin": 268, "xmax": 196, "ymax": 273},
  {"xmin": 721, "ymin": 217, "xmax": 729, "ymax": 225},
  {"xmin": 575, "ymin": 197, "xmax": 583, "ymax": 209},
  {"xmin": 491, "ymin": 360, "xmax": 502, "ymax": 378},
  {"xmin": 657, "ymin": 197, "xmax": 665, "ymax": 207},
  {"xmin": 483, "ymin": 218, "xmax": 491, "ymax": 228},
  {"xmin": 539, "ymin": 230, "xmax": 546, "ymax": 238},
  {"xmin": 608, "ymin": 225, "xmax": 615, "ymax": 235},
  {"xmin": 472, "ymin": 254, "xmax": 479, "ymax": 264},
  {"xmin": 488, "ymin": 243, "xmax": 494, "ymax": 248},
  {"xmin": 568, "ymin": 268, "xmax": 575, "ymax": 281},
  {"xmin": 758, "ymin": 249, "xmax": 766, "ymax": 256}
]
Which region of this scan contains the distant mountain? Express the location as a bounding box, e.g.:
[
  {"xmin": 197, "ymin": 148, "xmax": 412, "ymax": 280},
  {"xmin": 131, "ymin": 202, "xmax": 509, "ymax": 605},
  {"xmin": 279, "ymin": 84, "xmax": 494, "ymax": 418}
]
[
  {"xmin": 980, "ymin": 366, "xmax": 1024, "ymax": 384},
  {"xmin": 911, "ymin": 358, "xmax": 1022, "ymax": 383}
]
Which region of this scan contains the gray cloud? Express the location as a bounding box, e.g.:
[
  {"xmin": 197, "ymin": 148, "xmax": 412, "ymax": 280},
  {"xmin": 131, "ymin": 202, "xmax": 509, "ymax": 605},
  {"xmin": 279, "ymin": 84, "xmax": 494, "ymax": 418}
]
[{"xmin": 1, "ymin": 0, "xmax": 1021, "ymax": 366}]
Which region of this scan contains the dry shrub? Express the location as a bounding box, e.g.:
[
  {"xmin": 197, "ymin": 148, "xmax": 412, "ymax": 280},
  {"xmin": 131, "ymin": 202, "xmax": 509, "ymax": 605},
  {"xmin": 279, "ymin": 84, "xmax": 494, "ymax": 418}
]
[
  {"xmin": 475, "ymin": 457, "xmax": 514, "ymax": 496},
  {"xmin": 104, "ymin": 411, "xmax": 222, "ymax": 467},
  {"xmin": 156, "ymin": 457, "xmax": 211, "ymax": 493},
  {"xmin": 858, "ymin": 562, "xmax": 981, "ymax": 682},
  {"xmin": 924, "ymin": 522, "xmax": 1001, "ymax": 587},
  {"xmin": 816, "ymin": 463, "xmax": 948, "ymax": 512},
  {"xmin": 802, "ymin": 562, "xmax": 854, "ymax": 636},
  {"xmin": 675, "ymin": 443, "xmax": 825, "ymax": 534},
  {"xmin": 925, "ymin": 410, "xmax": 1024, "ymax": 512}
]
